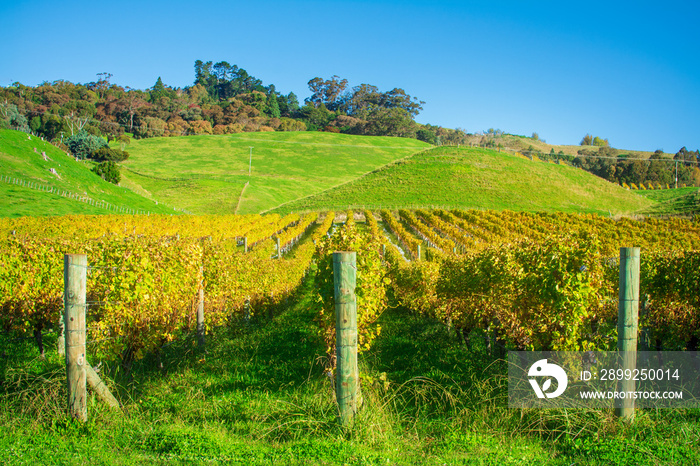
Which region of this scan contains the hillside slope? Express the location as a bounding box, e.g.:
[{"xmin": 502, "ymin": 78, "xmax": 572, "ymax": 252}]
[
  {"xmin": 636, "ymin": 187, "xmax": 700, "ymax": 216},
  {"xmin": 120, "ymin": 132, "xmax": 431, "ymax": 214},
  {"xmin": 0, "ymin": 129, "xmax": 176, "ymax": 218},
  {"xmin": 269, "ymin": 146, "xmax": 655, "ymax": 215}
]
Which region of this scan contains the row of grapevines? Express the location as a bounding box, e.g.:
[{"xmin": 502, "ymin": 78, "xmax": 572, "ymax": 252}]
[
  {"xmin": 380, "ymin": 210, "xmax": 421, "ymax": 259},
  {"xmin": 0, "ymin": 214, "xmax": 263, "ymax": 240},
  {"xmin": 277, "ymin": 213, "xmax": 319, "ymax": 251},
  {"xmin": 363, "ymin": 210, "xmax": 383, "ymax": 241},
  {"xmin": 399, "ymin": 209, "xmax": 455, "ymax": 252},
  {"xmin": 433, "ymin": 209, "xmax": 498, "ymax": 248},
  {"xmin": 415, "ymin": 209, "xmax": 477, "ymax": 253},
  {"xmin": 313, "ymin": 211, "xmax": 388, "ymax": 365}
]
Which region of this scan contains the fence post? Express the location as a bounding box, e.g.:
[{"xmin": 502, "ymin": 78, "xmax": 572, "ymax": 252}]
[
  {"xmin": 197, "ymin": 266, "xmax": 205, "ymax": 348},
  {"xmin": 616, "ymin": 247, "xmax": 640, "ymax": 422},
  {"xmin": 64, "ymin": 254, "xmax": 87, "ymax": 422},
  {"xmin": 243, "ymin": 236, "xmax": 248, "ymax": 253},
  {"xmin": 333, "ymin": 251, "xmax": 358, "ymax": 428},
  {"xmin": 244, "ymin": 296, "xmax": 251, "ymax": 323}
]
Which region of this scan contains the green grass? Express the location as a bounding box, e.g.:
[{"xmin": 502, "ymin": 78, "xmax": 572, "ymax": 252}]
[
  {"xmin": 2, "ymin": 262, "xmax": 699, "ymax": 465},
  {"xmin": 635, "ymin": 186, "xmax": 700, "ymax": 216},
  {"xmin": 270, "ymin": 146, "xmax": 655, "ymax": 216},
  {"xmin": 0, "ymin": 129, "xmax": 176, "ymax": 217},
  {"xmin": 120, "ymin": 132, "xmax": 430, "ymax": 215}
]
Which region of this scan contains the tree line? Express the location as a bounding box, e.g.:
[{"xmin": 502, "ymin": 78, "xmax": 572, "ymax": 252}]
[
  {"xmin": 0, "ymin": 61, "xmax": 468, "ymax": 145},
  {"xmin": 572, "ymin": 146, "xmax": 700, "ymax": 188}
]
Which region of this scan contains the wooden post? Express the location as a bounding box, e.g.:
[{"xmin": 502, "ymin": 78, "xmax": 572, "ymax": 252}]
[
  {"xmin": 243, "ymin": 236, "xmax": 248, "ymax": 253},
  {"xmin": 616, "ymin": 247, "xmax": 640, "ymax": 422},
  {"xmin": 333, "ymin": 251, "xmax": 358, "ymax": 428},
  {"xmin": 417, "ymin": 244, "xmax": 421, "ymax": 261},
  {"xmin": 244, "ymin": 296, "xmax": 251, "ymax": 323},
  {"xmin": 197, "ymin": 266, "xmax": 205, "ymax": 348},
  {"xmin": 276, "ymin": 237, "xmax": 281, "ymax": 259},
  {"xmin": 64, "ymin": 254, "xmax": 87, "ymax": 422}
]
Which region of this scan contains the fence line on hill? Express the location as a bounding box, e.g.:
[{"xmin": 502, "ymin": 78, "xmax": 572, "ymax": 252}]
[{"xmin": 0, "ymin": 174, "xmax": 198, "ymax": 216}]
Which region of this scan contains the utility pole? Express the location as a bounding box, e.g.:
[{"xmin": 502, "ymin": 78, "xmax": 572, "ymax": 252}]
[
  {"xmin": 675, "ymin": 160, "xmax": 678, "ymax": 189},
  {"xmin": 249, "ymin": 147, "xmax": 253, "ymax": 176}
]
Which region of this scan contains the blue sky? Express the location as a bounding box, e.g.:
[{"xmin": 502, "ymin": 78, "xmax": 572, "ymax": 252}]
[{"xmin": 1, "ymin": 0, "xmax": 698, "ymax": 152}]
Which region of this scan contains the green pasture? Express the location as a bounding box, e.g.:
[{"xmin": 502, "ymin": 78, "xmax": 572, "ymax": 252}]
[
  {"xmin": 270, "ymin": 146, "xmax": 655, "ymax": 215},
  {"xmin": 0, "ymin": 129, "xmax": 175, "ymax": 218},
  {"xmin": 120, "ymin": 132, "xmax": 430, "ymax": 214},
  {"xmin": 3, "ymin": 128, "xmax": 695, "ymax": 219}
]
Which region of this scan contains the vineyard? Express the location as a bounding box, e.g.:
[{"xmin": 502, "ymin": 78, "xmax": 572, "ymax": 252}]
[
  {"xmin": 0, "ymin": 212, "xmax": 330, "ymax": 363},
  {"xmin": 2, "ymin": 209, "xmax": 699, "ymax": 366},
  {"xmin": 2, "ymin": 209, "xmax": 700, "ymax": 463}
]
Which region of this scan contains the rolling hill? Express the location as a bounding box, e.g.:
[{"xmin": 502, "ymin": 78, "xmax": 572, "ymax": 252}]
[
  {"xmin": 119, "ymin": 132, "xmax": 431, "ymax": 215},
  {"xmin": 267, "ymin": 146, "xmax": 655, "ymax": 215}
]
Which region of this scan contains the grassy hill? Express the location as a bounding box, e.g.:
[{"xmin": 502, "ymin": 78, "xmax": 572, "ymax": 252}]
[
  {"xmin": 4, "ymin": 128, "xmax": 693, "ymax": 218},
  {"xmin": 636, "ymin": 186, "xmax": 700, "ymax": 216},
  {"xmin": 269, "ymin": 146, "xmax": 655, "ymax": 215},
  {"xmin": 119, "ymin": 132, "xmax": 430, "ymax": 215},
  {"xmin": 0, "ymin": 129, "xmax": 176, "ymax": 218}
]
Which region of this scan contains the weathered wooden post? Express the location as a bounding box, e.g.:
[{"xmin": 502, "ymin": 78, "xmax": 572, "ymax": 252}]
[
  {"xmin": 244, "ymin": 296, "xmax": 251, "ymax": 323},
  {"xmin": 616, "ymin": 247, "xmax": 640, "ymax": 421},
  {"xmin": 64, "ymin": 254, "xmax": 87, "ymax": 422},
  {"xmin": 243, "ymin": 236, "xmax": 248, "ymax": 253},
  {"xmin": 333, "ymin": 251, "xmax": 358, "ymax": 428},
  {"xmin": 197, "ymin": 266, "xmax": 205, "ymax": 348},
  {"xmin": 276, "ymin": 237, "xmax": 281, "ymax": 259}
]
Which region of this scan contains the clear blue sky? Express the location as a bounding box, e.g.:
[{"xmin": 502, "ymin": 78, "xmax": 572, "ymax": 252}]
[{"xmin": 1, "ymin": 0, "xmax": 698, "ymax": 152}]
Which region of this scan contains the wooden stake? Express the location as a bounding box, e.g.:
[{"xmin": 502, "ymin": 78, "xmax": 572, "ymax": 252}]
[
  {"xmin": 86, "ymin": 363, "xmax": 120, "ymax": 409},
  {"xmin": 57, "ymin": 313, "xmax": 65, "ymax": 356},
  {"xmin": 616, "ymin": 247, "xmax": 640, "ymax": 422},
  {"xmin": 243, "ymin": 236, "xmax": 248, "ymax": 253},
  {"xmin": 64, "ymin": 254, "xmax": 87, "ymax": 422},
  {"xmin": 333, "ymin": 251, "xmax": 358, "ymax": 428},
  {"xmin": 197, "ymin": 266, "xmax": 205, "ymax": 348}
]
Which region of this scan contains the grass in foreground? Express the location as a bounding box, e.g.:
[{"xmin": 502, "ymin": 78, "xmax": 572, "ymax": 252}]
[
  {"xmin": 120, "ymin": 132, "xmax": 430, "ymax": 215},
  {"xmin": 270, "ymin": 146, "xmax": 655, "ymax": 216},
  {"xmin": 1, "ymin": 269, "xmax": 698, "ymax": 464}
]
